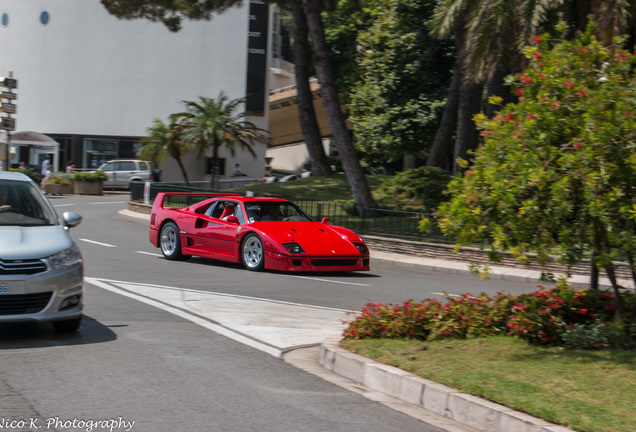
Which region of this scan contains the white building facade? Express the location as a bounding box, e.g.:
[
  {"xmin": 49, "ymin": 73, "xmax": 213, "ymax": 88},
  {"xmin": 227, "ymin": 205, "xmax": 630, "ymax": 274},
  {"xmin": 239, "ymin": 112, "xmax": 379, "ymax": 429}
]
[{"xmin": 0, "ymin": 0, "xmax": 271, "ymax": 180}]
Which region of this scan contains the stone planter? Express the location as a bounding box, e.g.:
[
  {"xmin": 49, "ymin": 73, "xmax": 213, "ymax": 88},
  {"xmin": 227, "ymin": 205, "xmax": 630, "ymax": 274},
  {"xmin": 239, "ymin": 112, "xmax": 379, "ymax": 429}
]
[
  {"xmin": 44, "ymin": 183, "xmax": 74, "ymax": 195},
  {"xmin": 73, "ymin": 180, "xmax": 103, "ymax": 195}
]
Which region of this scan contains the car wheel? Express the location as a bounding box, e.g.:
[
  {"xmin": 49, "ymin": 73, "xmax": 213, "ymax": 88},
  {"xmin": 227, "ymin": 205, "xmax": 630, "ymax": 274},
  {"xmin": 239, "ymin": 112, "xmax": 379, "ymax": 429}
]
[
  {"xmin": 242, "ymin": 233, "xmax": 265, "ymax": 271},
  {"xmin": 160, "ymin": 222, "xmax": 187, "ymax": 260},
  {"xmin": 52, "ymin": 316, "xmax": 82, "ymax": 333}
]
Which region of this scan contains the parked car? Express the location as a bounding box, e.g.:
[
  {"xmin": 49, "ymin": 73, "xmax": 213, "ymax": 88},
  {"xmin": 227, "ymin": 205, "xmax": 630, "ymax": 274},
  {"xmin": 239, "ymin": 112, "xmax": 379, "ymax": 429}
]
[
  {"xmin": 97, "ymin": 159, "xmax": 152, "ymax": 189},
  {"xmin": 149, "ymin": 193, "xmax": 370, "ymax": 272},
  {"xmin": 0, "ymin": 171, "xmax": 84, "ymax": 333}
]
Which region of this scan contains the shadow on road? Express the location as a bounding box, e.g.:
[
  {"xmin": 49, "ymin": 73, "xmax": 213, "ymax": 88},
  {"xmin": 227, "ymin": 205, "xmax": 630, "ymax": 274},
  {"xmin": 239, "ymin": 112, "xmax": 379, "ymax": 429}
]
[{"xmin": 0, "ymin": 315, "xmax": 118, "ymax": 349}]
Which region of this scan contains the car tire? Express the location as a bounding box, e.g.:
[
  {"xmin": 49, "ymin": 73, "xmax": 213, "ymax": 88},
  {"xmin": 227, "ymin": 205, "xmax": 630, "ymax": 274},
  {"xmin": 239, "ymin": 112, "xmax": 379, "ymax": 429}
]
[
  {"xmin": 160, "ymin": 222, "xmax": 189, "ymax": 260},
  {"xmin": 242, "ymin": 233, "xmax": 265, "ymax": 271},
  {"xmin": 52, "ymin": 316, "xmax": 82, "ymax": 333}
]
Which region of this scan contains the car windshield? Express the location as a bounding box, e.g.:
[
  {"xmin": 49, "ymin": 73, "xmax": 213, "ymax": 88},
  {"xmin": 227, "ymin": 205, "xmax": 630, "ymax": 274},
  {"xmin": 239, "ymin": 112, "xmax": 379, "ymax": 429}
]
[
  {"xmin": 245, "ymin": 201, "xmax": 313, "ymax": 223},
  {"xmin": 0, "ymin": 179, "xmax": 58, "ymax": 226}
]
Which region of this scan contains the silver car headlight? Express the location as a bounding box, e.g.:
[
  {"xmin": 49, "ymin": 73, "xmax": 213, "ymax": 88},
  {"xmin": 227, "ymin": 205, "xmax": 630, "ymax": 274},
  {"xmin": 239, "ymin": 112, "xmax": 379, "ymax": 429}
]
[{"xmin": 48, "ymin": 244, "xmax": 83, "ymax": 269}]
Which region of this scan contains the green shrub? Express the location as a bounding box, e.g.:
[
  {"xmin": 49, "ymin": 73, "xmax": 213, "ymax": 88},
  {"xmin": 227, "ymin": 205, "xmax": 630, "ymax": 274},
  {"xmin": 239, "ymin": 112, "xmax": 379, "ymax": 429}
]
[
  {"xmin": 10, "ymin": 167, "xmax": 40, "ymax": 182},
  {"xmin": 374, "ymin": 166, "xmax": 452, "ymax": 211},
  {"xmin": 343, "ymin": 286, "xmax": 636, "ymax": 350},
  {"xmin": 72, "ymin": 171, "xmax": 108, "ymax": 182},
  {"xmin": 48, "ymin": 172, "xmax": 72, "ymax": 185}
]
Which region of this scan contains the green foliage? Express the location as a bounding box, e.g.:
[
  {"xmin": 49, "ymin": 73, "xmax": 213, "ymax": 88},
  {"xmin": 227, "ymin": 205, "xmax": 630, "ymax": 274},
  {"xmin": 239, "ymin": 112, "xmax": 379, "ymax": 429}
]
[
  {"xmin": 439, "ymin": 24, "xmax": 636, "ymax": 278},
  {"xmin": 72, "ymin": 171, "xmax": 108, "ymax": 182},
  {"xmin": 343, "ymin": 286, "xmax": 636, "ymax": 349},
  {"xmin": 374, "ymin": 166, "xmax": 452, "ymax": 210},
  {"xmin": 349, "ymin": 0, "xmax": 454, "ymax": 170},
  {"xmin": 48, "ymin": 173, "xmax": 72, "ymax": 185},
  {"xmin": 10, "ymin": 167, "xmax": 39, "ymax": 182}
]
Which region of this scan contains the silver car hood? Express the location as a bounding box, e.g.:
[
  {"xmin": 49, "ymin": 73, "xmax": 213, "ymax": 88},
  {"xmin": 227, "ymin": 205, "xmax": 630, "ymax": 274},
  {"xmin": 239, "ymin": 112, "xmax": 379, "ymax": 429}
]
[{"xmin": 0, "ymin": 225, "xmax": 74, "ymax": 260}]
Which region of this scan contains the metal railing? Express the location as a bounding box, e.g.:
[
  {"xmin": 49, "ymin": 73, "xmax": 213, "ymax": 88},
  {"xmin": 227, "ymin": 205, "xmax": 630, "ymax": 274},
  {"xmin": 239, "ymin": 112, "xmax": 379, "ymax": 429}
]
[{"xmin": 130, "ymin": 182, "xmax": 447, "ymax": 242}]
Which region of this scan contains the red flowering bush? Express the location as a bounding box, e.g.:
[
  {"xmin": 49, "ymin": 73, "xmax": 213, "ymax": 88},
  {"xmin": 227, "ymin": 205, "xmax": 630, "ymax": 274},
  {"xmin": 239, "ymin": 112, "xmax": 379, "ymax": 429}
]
[{"xmin": 342, "ymin": 286, "xmax": 635, "ymax": 349}]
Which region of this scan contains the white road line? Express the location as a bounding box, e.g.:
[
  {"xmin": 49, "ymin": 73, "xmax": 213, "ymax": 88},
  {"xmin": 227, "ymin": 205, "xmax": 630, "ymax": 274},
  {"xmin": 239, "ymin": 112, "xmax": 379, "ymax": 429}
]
[
  {"xmin": 86, "ymin": 277, "xmax": 283, "ymax": 358},
  {"xmin": 284, "ymin": 274, "xmax": 371, "ymax": 287},
  {"xmin": 90, "ymin": 201, "xmax": 127, "ymax": 205},
  {"xmin": 135, "ymin": 250, "xmax": 163, "ymax": 257},
  {"xmin": 78, "ymin": 238, "xmax": 117, "ymax": 248}
]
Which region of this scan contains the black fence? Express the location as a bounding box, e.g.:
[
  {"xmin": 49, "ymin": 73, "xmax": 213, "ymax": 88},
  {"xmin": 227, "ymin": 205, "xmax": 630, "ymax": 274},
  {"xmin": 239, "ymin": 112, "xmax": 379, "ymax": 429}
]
[{"xmin": 130, "ymin": 182, "xmax": 448, "ymax": 242}]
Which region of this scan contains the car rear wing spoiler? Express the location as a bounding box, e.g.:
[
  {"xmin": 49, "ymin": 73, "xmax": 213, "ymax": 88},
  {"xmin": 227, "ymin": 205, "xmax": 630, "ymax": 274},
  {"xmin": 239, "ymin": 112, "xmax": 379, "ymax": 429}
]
[{"xmin": 153, "ymin": 192, "xmax": 242, "ymax": 210}]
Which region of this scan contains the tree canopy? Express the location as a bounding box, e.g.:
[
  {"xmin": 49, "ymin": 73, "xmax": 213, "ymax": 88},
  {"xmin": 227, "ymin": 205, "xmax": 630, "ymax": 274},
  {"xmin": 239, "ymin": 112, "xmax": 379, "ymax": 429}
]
[{"xmin": 438, "ymin": 22, "xmax": 636, "ymax": 315}]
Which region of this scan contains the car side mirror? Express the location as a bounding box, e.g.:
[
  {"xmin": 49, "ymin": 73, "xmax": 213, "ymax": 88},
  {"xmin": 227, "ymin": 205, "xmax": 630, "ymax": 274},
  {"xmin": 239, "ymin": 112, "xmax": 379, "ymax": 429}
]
[
  {"xmin": 63, "ymin": 212, "xmax": 82, "ymax": 228},
  {"xmin": 321, "ymin": 217, "xmax": 329, "ymax": 224},
  {"xmin": 226, "ymin": 216, "xmax": 240, "ymax": 224}
]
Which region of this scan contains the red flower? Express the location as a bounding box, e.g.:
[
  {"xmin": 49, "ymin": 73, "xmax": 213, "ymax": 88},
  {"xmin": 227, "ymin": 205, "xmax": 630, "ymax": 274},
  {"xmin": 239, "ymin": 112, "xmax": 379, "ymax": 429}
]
[
  {"xmin": 522, "ymin": 77, "xmax": 533, "ymax": 85},
  {"xmin": 574, "ymin": 142, "xmax": 583, "ymax": 150},
  {"xmin": 533, "ymin": 36, "xmax": 542, "ymax": 44},
  {"xmin": 567, "ymin": 83, "xmax": 575, "ymax": 89},
  {"xmin": 533, "ymin": 51, "xmax": 542, "ymax": 59},
  {"xmin": 577, "ymin": 90, "xmax": 587, "ymax": 97},
  {"xmin": 515, "ymin": 88, "xmax": 524, "ymax": 96},
  {"xmin": 504, "ymin": 113, "xmax": 514, "ymax": 121}
]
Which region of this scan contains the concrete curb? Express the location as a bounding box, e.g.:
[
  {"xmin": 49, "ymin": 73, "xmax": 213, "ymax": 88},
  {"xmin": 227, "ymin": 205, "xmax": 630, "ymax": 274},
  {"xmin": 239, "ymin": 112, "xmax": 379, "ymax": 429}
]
[
  {"xmin": 319, "ymin": 336, "xmax": 575, "ymax": 432},
  {"xmin": 370, "ymin": 251, "xmax": 635, "ymax": 291}
]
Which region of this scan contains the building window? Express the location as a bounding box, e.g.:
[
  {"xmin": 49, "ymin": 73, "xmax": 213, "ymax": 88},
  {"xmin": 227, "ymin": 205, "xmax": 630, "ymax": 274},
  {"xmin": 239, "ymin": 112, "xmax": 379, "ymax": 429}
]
[
  {"xmin": 1, "ymin": 13, "xmax": 8, "ymax": 27},
  {"xmin": 40, "ymin": 11, "xmax": 50, "ymax": 26}
]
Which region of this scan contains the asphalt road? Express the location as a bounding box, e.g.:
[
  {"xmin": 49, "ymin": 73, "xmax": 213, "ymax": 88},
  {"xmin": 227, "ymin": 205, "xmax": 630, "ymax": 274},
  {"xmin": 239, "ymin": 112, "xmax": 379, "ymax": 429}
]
[{"xmin": 0, "ymin": 194, "xmax": 540, "ymax": 432}]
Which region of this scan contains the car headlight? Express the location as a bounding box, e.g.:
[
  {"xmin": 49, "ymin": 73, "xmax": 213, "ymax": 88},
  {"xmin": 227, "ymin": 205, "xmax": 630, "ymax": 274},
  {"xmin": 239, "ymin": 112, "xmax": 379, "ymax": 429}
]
[
  {"xmin": 48, "ymin": 245, "xmax": 83, "ymax": 269},
  {"xmin": 283, "ymin": 243, "xmax": 306, "ymax": 254},
  {"xmin": 353, "ymin": 242, "xmax": 369, "ymax": 254}
]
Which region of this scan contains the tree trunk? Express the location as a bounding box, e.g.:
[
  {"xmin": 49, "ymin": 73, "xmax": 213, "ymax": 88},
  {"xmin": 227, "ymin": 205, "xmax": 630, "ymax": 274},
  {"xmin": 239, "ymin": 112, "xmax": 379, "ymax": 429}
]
[
  {"xmin": 604, "ymin": 264, "xmax": 627, "ymax": 319},
  {"xmin": 426, "ymin": 59, "xmax": 460, "ymax": 170},
  {"xmin": 485, "ymin": 67, "xmax": 511, "ymax": 119},
  {"xmin": 453, "ymin": 80, "xmax": 483, "ymax": 174},
  {"xmin": 290, "ymin": 0, "xmax": 332, "ymax": 176},
  {"xmin": 302, "ymin": 0, "xmax": 374, "ymax": 214},
  {"xmin": 176, "ymin": 158, "xmax": 190, "ymax": 186}
]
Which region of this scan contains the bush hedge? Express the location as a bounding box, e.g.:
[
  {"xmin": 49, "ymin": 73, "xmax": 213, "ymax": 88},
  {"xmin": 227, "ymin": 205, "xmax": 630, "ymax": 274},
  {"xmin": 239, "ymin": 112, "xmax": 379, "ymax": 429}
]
[{"xmin": 343, "ymin": 285, "xmax": 636, "ymax": 349}]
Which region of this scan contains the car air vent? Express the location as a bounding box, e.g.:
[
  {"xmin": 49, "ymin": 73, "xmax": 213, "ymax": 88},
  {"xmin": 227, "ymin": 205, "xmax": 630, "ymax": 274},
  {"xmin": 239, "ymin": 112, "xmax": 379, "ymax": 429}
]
[
  {"xmin": 0, "ymin": 258, "xmax": 47, "ymax": 275},
  {"xmin": 0, "ymin": 292, "xmax": 53, "ymax": 315}
]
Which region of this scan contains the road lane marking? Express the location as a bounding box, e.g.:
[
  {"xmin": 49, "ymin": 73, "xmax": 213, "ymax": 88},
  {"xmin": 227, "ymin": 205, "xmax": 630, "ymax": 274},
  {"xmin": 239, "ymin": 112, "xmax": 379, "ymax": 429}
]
[
  {"xmin": 53, "ymin": 203, "xmax": 75, "ymax": 207},
  {"xmin": 90, "ymin": 201, "xmax": 127, "ymax": 205},
  {"xmin": 78, "ymin": 238, "xmax": 117, "ymax": 248},
  {"xmin": 284, "ymin": 274, "xmax": 371, "ymax": 287},
  {"xmin": 135, "ymin": 251, "xmax": 163, "ymax": 257},
  {"xmin": 86, "ymin": 277, "xmax": 283, "ymax": 358},
  {"xmin": 86, "ymin": 277, "xmax": 352, "ymax": 358}
]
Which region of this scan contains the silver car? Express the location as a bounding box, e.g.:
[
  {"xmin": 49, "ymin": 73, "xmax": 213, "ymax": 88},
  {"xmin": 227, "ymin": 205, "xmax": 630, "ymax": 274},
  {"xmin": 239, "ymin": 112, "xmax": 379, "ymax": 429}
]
[
  {"xmin": 0, "ymin": 171, "xmax": 84, "ymax": 333},
  {"xmin": 97, "ymin": 159, "xmax": 152, "ymax": 189}
]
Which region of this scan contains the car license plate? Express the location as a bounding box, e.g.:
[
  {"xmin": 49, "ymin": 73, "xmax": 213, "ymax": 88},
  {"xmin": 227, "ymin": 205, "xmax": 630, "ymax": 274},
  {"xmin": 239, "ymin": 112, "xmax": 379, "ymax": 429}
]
[{"xmin": 0, "ymin": 283, "xmax": 10, "ymax": 294}]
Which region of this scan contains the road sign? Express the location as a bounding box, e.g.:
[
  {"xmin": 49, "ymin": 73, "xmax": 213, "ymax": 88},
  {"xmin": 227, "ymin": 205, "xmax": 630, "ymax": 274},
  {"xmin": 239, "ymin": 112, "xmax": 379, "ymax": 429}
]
[
  {"xmin": 1, "ymin": 92, "xmax": 16, "ymax": 101},
  {"xmin": 1, "ymin": 117, "xmax": 15, "ymax": 131},
  {"xmin": 1, "ymin": 102, "xmax": 16, "ymax": 114},
  {"xmin": 0, "ymin": 77, "xmax": 17, "ymax": 89}
]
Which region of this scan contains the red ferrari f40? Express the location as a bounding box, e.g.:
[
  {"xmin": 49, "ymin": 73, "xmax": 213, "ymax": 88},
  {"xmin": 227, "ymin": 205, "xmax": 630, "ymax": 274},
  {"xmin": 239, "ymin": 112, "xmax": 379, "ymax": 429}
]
[{"xmin": 148, "ymin": 193, "xmax": 370, "ymax": 272}]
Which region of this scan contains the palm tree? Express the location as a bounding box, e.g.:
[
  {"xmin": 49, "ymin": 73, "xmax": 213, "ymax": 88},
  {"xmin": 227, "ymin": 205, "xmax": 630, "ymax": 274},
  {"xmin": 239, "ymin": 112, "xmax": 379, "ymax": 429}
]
[
  {"xmin": 302, "ymin": 0, "xmax": 375, "ymax": 214},
  {"xmin": 290, "ymin": 0, "xmax": 332, "ymax": 176},
  {"xmin": 139, "ymin": 117, "xmax": 191, "ymax": 185},
  {"xmin": 175, "ymin": 93, "xmax": 265, "ymax": 189}
]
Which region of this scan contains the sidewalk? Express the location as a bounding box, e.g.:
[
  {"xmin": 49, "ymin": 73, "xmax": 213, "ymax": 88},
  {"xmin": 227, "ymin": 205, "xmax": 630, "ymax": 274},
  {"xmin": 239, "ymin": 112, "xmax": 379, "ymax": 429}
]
[{"xmin": 121, "ymin": 206, "xmax": 582, "ymax": 432}]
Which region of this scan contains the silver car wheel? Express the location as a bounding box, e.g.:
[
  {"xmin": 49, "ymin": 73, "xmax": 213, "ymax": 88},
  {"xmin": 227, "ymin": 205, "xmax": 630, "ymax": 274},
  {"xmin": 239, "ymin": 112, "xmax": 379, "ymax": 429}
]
[
  {"xmin": 160, "ymin": 222, "xmax": 184, "ymax": 260},
  {"xmin": 242, "ymin": 234, "xmax": 264, "ymax": 271}
]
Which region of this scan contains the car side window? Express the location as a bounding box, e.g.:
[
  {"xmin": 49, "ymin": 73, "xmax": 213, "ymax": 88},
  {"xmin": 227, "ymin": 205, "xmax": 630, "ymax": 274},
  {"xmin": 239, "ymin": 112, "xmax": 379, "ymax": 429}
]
[
  {"xmin": 139, "ymin": 162, "xmax": 148, "ymax": 170},
  {"xmin": 102, "ymin": 162, "xmax": 114, "ymax": 172},
  {"xmin": 119, "ymin": 161, "xmax": 136, "ymax": 171}
]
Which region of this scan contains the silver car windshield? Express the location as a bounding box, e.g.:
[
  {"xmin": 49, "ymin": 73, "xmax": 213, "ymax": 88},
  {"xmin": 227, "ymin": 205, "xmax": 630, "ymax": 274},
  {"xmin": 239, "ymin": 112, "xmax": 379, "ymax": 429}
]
[{"xmin": 0, "ymin": 179, "xmax": 58, "ymax": 226}]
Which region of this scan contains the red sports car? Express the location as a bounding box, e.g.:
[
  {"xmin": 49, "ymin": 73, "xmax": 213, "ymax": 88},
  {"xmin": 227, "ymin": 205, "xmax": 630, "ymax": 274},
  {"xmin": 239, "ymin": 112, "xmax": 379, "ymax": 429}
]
[{"xmin": 148, "ymin": 193, "xmax": 370, "ymax": 272}]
